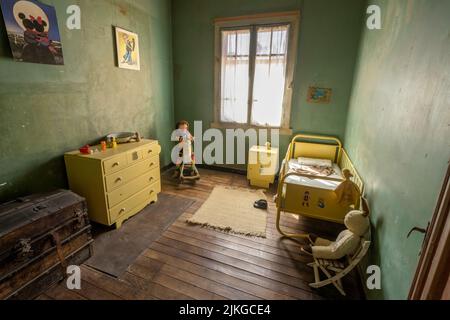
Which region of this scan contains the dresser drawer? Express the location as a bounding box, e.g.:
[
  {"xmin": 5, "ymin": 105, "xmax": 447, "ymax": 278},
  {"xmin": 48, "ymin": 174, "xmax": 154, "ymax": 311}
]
[
  {"xmin": 109, "ymin": 181, "xmax": 161, "ymax": 223},
  {"xmin": 127, "ymin": 149, "xmax": 144, "ymax": 167},
  {"xmin": 107, "ymin": 167, "xmax": 160, "ymax": 208},
  {"xmin": 105, "ymin": 156, "xmax": 159, "ymax": 192},
  {"xmin": 103, "ymin": 154, "xmax": 128, "ymax": 175},
  {"xmin": 142, "ymin": 143, "xmax": 162, "ymax": 160}
]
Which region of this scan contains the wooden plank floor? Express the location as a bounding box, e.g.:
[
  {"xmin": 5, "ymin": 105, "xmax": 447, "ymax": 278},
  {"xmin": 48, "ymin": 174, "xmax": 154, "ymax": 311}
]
[{"xmin": 41, "ymin": 168, "xmax": 365, "ymax": 300}]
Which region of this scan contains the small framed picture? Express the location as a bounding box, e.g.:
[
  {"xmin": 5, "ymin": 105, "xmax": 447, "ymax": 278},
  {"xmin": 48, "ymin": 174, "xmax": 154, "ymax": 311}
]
[
  {"xmin": 114, "ymin": 27, "xmax": 140, "ymax": 71},
  {"xmin": 307, "ymin": 87, "xmax": 332, "ymax": 104}
]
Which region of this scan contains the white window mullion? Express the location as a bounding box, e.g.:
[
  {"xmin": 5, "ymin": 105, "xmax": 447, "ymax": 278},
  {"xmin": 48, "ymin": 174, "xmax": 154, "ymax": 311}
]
[
  {"xmin": 247, "ymin": 26, "xmax": 257, "ymax": 126},
  {"xmin": 268, "ymin": 27, "xmax": 274, "ymax": 74}
]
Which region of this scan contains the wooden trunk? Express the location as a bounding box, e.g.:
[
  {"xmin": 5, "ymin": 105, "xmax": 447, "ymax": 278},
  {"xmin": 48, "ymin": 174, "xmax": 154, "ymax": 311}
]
[{"xmin": 0, "ymin": 190, "xmax": 94, "ymax": 300}]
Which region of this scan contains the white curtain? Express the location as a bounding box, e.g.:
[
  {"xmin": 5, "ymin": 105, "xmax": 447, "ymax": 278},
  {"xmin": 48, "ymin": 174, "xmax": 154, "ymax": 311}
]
[
  {"xmin": 221, "ymin": 29, "xmax": 251, "ymax": 124},
  {"xmin": 252, "ymin": 26, "xmax": 289, "ymax": 127}
]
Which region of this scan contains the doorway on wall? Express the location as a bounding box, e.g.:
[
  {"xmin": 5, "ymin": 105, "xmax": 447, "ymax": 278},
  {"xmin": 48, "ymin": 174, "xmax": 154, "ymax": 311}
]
[{"xmin": 409, "ymin": 161, "xmax": 450, "ymax": 300}]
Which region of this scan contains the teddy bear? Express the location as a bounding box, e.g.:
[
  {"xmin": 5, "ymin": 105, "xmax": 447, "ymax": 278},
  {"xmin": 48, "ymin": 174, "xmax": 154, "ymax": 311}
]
[{"xmin": 301, "ymin": 210, "xmax": 370, "ymax": 260}]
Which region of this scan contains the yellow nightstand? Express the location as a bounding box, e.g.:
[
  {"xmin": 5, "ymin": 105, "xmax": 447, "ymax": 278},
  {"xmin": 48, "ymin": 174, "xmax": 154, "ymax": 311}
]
[{"xmin": 247, "ymin": 145, "xmax": 279, "ymax": 189}]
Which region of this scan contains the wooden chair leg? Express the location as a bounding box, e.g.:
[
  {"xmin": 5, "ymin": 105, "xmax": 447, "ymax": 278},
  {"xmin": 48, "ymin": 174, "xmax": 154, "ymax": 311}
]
[
  {"xmin": 312, "ymin": 264, "xmax": 320, "ymax": 284},
  {"xmin": 312, "ymin": 264, "xmax": 347, "ymax": 296},
  {"xmin": 309, "ymin": 241, "xmax": 371, "ymax": 297}
]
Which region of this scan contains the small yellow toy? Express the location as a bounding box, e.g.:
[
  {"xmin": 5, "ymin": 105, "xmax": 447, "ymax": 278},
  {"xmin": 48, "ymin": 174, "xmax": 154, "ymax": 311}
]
[{"xmin": 112, "ymin": 137, "xmax": 118, "ymax": 149}]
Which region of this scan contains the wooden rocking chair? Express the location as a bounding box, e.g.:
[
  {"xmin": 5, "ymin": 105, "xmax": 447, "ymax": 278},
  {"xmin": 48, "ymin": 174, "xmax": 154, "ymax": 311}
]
[{"xmin": 308, "ymin": 240, "xmax": 371, "ymax": 296}]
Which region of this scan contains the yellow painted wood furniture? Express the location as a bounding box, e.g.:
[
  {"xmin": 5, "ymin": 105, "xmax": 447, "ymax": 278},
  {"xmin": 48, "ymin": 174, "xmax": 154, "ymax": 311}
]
[
  {"xmin": 65, "ymin": 139, "xmax": 162, "ymax": 229},
  {"xmin": 247, "ymin": 145, "xmax": 279, "ymax": 189},
  {"xmin": 276, "ymin": 134, "xmax": 364, "ymax": 240}
]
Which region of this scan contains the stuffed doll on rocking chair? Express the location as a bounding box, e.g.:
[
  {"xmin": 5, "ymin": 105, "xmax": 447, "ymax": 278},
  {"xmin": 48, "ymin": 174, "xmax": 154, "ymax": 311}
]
[
  {"xmin": 301, "ymin": 209, "xmax": 370, "ymax": 260},
  {"xmin": 300, "ymin": 178, "xmax": 372, "ymax": 296},
  {"xmin": 172, "ymin": 120, "xmax": 201, "ymax": 183}
]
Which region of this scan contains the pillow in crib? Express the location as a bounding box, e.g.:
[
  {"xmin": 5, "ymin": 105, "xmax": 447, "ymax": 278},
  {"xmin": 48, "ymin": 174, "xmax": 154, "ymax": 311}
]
[{"xmin": 298, "ymin": 157, "xmax": 333, "ymax": 168}]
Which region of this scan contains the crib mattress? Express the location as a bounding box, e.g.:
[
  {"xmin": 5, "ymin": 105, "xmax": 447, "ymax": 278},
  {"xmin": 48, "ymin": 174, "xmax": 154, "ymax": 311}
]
[{"xmin": 284, "ymin": 160, "xmax": 343, "ymax": 190}]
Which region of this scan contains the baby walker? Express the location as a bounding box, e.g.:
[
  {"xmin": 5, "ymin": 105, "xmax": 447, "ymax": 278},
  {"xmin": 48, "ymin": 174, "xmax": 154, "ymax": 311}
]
[{"xmin": 177, "ymin": 137, "xmax": 201, "ymax": 183}]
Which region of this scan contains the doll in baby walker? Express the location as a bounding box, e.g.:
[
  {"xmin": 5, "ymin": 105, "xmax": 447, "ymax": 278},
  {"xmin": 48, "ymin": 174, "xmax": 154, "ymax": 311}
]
[{"xmin": 172, "ymin": 120, "xmax": 201, "ymax": 182}]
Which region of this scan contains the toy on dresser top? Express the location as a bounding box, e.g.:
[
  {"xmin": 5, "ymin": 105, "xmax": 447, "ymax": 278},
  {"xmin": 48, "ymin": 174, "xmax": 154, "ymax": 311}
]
[{"xmin": 79, "ymin": 132, "xmax": 142, "ymax": 155}]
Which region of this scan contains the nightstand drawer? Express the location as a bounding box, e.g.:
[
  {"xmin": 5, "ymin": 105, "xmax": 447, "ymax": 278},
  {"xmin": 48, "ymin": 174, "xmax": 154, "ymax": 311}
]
[
  {"xmin": 104, "ymin": 154, "xmax": 128, "ymax": 175},
  {"xmin": 105, "ymin": 156, "xmax": 159, "ymax": 192},
  {"xmin": 107, "ymin": 167, "xmax": 160, "ymax": 208},
  {"xmin": 258, "ymin": 153, "xmax": 274, "ymax": 167},
  {"xmin": 142, "ymin": 144, "xmax": 162, "ymax": 159},
  {"xmin": 109, "ymin": 181, "xmax": 161, "ymax": 222}
]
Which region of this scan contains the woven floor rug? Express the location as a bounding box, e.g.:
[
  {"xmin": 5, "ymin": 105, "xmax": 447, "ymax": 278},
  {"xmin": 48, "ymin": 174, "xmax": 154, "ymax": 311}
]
[{"xmin": 187, "ymin": 186, "xmax": 267, "ymax": 238}]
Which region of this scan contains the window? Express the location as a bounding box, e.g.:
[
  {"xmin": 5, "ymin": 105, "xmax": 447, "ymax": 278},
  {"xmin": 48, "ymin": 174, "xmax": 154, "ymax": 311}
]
[{"xmin": 214, "ymin": 12, "xmax": 300, "ymax": 131}]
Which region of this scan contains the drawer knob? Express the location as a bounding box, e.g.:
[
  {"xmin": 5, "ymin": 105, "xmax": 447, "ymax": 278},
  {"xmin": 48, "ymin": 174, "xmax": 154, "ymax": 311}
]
[
  {"xmin": 150, "ymin": 163, "xmax": 155, "ymax": 167},
  {"xmin": 149, "ymin": 177, "xmax": 154, "ymax": 182},
  {"xmin": 150, "ymin": 190, "xmax": 155, "ymax": 195},
  {"xmin": 119, "ymin": 208, "xmax": 126, "ymax": 213},
  {"xmin": 116, "ymin": 177, "xmax": 123, "ymax": 183},
  {"xmin": 148, "ymin": 150, "xmax": 153, "ymax": 154},
  {"xmin": 113, "ymin": 162, "xmax": 120, "ymax": 167}
]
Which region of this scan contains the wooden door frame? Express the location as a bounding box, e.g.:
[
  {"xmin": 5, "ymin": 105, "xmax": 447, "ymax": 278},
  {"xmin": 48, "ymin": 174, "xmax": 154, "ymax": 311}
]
[{"xmin": 409, "ymin": 161, "xmax": 450, "ymax": 300}]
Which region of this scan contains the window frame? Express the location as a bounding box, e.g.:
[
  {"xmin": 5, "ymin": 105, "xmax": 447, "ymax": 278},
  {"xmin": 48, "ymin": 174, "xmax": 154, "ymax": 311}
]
[{"xmin": 213, "ymin": 11, "xmax": 300, "ymax": 134}]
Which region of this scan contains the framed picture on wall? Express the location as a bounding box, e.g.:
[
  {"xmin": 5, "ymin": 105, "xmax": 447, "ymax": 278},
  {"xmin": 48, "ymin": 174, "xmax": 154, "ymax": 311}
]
[
  {"xmin": 114, "ymin": 26, "xmax": 140, "ymax": 71},
  {"xmin": 307, "ymin": 87, "xmax": 333, "ymax": 104},
  {"xmin": 0, "ymin": 0, "xmax": 64, "ymax": 65}
]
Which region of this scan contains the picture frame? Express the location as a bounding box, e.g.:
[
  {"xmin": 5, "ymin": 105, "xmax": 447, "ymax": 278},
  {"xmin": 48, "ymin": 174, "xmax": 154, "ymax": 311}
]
[
  {"xmin": 114, "ymin": 26, "xmax": 140, "ymax": 71},
  {"xmin": 307, "ymin": 87, "xmax": 333, "ymax": 104},
  {"xmin": 0, "ymin": 0, "xmax": 64, "ymax": 65}
]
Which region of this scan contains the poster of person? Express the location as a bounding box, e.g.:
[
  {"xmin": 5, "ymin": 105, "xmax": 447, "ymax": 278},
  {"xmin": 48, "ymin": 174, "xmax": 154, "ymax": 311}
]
[
  {"xmin": 0, "ymin": 0, "xmax": 64, "ymax": 65},
  {"xmin": 115, "ymin": 27, "xmax": 140, "ymax": 71}
]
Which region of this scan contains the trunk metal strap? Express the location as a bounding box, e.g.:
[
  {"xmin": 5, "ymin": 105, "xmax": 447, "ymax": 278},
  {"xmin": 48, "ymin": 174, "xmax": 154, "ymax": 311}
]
[{"xmin": 51, "ymin": 232, "xmax": 68, "ymax": 271}]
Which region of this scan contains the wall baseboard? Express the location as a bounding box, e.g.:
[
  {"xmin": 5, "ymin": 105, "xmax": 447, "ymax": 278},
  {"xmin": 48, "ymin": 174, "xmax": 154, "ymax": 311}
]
[
  {"xmin": 196, "ymin": 164, "xmax": 247, "ymax": 176},
  {"xmin": 162, "ymin": 163, "xmax": 248, "ymax": 176}
]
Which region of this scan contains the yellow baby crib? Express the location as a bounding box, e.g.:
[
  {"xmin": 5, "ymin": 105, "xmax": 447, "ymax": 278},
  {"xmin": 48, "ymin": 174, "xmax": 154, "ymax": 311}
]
[{"xmin": 276, "ymin": 134, "xmax": 364, "ymax": 239}]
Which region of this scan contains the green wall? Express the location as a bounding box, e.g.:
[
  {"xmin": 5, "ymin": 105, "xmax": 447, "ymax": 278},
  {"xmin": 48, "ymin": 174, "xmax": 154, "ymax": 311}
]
[
  {"xmin": 2, "ymin": 0, "xmax": 449, "ymax": 301},
  {"xmin": 0, "ymin": 0, "xmax": 174, "ymax": 202},
  {"xmin": 345, "ymin": 0, "xmax": 450, "ymax": 299},
  {"xmin": 171, "ymin": 0, "xmax": 365, "ymax": 162}
]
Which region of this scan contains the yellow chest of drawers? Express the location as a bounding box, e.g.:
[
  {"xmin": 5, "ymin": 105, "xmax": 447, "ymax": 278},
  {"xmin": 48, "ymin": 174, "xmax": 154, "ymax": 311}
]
[{"xmin": 64, "ymin": 140, "xmax": 162, "ymax": 229}]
